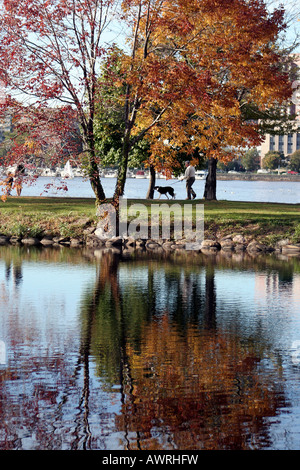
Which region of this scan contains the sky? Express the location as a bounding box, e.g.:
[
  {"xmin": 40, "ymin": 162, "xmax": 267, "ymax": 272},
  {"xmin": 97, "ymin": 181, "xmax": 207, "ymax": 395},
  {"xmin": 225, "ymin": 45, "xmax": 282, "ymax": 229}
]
[
  {"xmin": 267, "ymin": 0, "xmax": 300, "ymax": 52},
  {"xmin": 103, "ymin": 1, "xmax": 300, "ymax": 54}
]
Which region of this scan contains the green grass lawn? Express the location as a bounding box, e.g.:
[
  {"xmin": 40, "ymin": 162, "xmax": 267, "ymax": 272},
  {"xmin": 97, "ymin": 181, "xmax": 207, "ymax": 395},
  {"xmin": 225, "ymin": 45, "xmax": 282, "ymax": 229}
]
[
  {"xmin": 0, "ymin": 196, "xmax": 97, "ymax": 216},
  {"xmin": 201, "ymin": 200, "xmax": 300, "ymax": 243},
  {"xmin": 0, "ymin": 196, "xmax": 299, "ymax": 243}
]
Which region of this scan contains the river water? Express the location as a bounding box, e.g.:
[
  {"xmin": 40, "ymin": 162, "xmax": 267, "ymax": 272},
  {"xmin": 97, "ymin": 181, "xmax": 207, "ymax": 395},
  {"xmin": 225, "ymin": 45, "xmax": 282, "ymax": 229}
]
[
  {"xmin": 14, "ymin": 176, "xmax": 300, "ymax": 204},
  {"xmin": 1, "ymin": 245, "xmax": 300, "ymax": 450}
]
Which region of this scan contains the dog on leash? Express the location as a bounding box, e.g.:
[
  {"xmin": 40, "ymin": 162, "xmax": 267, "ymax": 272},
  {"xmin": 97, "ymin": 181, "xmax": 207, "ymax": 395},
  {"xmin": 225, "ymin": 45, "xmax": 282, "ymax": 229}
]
[{"xmin": 154, "ymin": 186, "xmax": 176, "ymax": 199}]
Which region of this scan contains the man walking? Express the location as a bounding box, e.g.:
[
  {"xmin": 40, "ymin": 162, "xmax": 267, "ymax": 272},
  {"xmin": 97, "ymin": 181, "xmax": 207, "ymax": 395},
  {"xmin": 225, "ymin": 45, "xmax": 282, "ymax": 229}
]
[{"xmin": 181, "ymin": 161, "xmax": 196, "ymax": 200}]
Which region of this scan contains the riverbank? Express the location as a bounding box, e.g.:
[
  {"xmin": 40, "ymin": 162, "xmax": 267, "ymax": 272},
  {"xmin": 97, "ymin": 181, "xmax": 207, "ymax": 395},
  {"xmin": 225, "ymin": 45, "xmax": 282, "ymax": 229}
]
[
  {"xmin": 217, "ymin": 173, "xmax": 300, "ymax": 182},
  {"xmin": 0, "ymin": 197, "xmax": 300, "ymax": 255}
]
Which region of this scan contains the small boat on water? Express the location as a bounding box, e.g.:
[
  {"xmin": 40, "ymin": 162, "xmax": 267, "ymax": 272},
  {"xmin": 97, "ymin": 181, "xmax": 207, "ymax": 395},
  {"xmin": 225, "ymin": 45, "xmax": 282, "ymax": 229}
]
[
  {"xmin": 135, "ymin": 170, "xmax": 146, "ymax": 178},
  {"xmin": 41, "ymin": 168, "xmax": 58, "ymax": 177},
  {"xmin": 104, "ymin": 171, "xmax": 118, "ymax": 177},
  {"xmin": 195, "ymin": 170, "xmax": 207, "ymax": 180}
]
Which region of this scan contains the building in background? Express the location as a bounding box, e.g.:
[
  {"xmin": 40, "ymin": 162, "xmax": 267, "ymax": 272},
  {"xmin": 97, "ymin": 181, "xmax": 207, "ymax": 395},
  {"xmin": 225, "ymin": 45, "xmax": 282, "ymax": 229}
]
[{"xmin": 260, "ymin": 53, "xmax": 300, "ymax": 165}]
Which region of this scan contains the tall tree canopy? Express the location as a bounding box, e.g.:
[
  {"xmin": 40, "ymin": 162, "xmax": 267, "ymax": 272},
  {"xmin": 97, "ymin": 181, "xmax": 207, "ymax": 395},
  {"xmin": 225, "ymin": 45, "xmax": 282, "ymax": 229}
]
[
  {"xmin": 106, "ymin": 0, "xmax": 294, "ymax": 201},
  {"xmin": 0, "ymin": 0, "xmax": 116, "ymax": 203}
]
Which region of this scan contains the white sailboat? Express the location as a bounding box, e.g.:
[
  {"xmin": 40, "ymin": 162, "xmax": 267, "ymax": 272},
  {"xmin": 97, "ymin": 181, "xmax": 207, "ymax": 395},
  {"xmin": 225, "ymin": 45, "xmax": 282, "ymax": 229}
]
[{"xmin": 61, "ymin": 160, "xmax": 74, "ymax": 178}]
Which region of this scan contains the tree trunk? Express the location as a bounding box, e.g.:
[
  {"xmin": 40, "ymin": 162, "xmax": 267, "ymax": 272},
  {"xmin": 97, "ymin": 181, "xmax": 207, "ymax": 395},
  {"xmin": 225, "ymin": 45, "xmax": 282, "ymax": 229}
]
[
  {"xmin": 146, "ymin": 165, "xmax": 156, "ymax": 199},
  {"xmin": 114, "ymin": 138, "xmax": 130, "ymax": 203},
  {"xmin": 204, "ymin": 267, "xmax": 217, "ymax": 330},
  {"xmin": 204, "ymin": 157, "xmax": 217, "ymax": 200},
  {"xmin": 88, "ymin": 153, "xmax": 106, "ymax": 206},
  {"xmin": 82, "ymin": 117, "xmax": 106, "ymax": 206}
]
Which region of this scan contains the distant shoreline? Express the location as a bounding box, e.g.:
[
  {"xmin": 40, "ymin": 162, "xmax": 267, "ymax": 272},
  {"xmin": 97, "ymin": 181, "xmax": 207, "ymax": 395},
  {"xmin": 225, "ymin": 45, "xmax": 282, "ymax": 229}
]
[{"xmin": 217, "ymin": 173, "xmax": 300, "ymax": 182}]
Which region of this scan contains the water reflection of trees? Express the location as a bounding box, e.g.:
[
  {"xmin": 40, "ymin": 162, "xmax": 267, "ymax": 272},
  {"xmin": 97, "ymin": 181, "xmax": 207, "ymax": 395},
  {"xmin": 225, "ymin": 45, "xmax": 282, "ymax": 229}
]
[
  {"xmin": 1, "ymin": 246, "xmax": 298, "ymax": 449},
  {"xmin": 0, "ymin": 245, "xmax": 99, "ymax": 450},
  {"xmin": 78, "ymin": 250, "xmax": 289, "ymax": 450}
]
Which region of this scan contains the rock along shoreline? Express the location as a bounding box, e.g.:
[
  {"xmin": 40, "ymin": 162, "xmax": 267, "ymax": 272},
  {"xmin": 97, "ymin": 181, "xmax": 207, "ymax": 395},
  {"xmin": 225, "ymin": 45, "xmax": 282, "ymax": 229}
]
[{"xmin": 0, "ymin": 228, "xmax": 300, "ymax": 258}]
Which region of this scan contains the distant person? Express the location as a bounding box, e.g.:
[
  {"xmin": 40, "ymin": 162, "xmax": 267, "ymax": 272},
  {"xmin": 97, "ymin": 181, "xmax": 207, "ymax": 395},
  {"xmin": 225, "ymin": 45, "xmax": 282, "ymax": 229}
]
[
  {"xmin": 14, "ymin": 164, "xmax": 25, "ymax": 196},
  {"xmin": 181, "ymin": 161, "xmax": 196, "ymax": 200},
  {"xmin": 5, "ymin": 172, "xmax": 14, "ymax": 196}
]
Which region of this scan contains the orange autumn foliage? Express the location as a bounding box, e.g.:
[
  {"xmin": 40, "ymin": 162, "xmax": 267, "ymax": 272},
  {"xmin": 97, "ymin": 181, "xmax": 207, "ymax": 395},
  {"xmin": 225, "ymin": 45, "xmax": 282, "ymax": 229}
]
[
  {"xmin": 118, "ymin": 0, "xmax": 292, "ymax": 176},
  {"xmin": 116, "ymin": 314, "xmax": 285, "ymax": 450}
]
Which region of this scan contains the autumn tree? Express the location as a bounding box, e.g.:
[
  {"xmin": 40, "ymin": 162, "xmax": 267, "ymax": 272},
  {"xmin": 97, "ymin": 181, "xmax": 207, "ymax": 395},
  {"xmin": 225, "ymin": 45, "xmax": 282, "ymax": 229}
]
[
  {"xmin": 107, "ymin": 0, "xmax": 293, "ymax": 202},
  {"xmin": 240, "ymin": 148, "xmax": 261, "ymax": 172},
  {"xmin": 262, "ymin": 150, "xmax": 283, "ymax": 170},
  {"xmin": 0, "ymin": 0, "xmax": 119, "ymax": 204}
]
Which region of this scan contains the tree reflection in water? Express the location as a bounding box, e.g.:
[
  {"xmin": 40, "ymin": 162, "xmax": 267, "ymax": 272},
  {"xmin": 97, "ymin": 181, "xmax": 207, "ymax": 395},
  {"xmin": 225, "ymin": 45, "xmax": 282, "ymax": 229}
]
[
  {"xmin": 0, "ymin": 246, "xmax": 294, "ymax": 449},
  {"xmin": 79, "ymin": 250, "xmax": 288, "ymax": 450}
]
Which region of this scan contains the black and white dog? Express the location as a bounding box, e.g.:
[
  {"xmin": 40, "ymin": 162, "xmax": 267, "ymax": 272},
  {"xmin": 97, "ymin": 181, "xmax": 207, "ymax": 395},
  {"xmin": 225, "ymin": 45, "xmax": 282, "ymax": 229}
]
[{"xmin": 154, "ymin": 186, "xmax": 176, "ymax": 199}]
